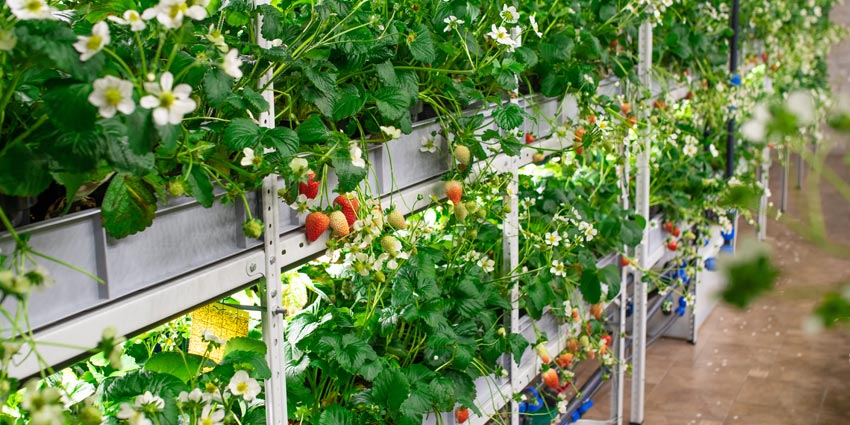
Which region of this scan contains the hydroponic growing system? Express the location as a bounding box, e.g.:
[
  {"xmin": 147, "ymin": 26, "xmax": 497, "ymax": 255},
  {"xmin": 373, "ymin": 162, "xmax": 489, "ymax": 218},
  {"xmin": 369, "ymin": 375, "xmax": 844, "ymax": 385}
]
[{"xmin": 0, "ymin": 0, "xmax": 837, "ymax": 424}]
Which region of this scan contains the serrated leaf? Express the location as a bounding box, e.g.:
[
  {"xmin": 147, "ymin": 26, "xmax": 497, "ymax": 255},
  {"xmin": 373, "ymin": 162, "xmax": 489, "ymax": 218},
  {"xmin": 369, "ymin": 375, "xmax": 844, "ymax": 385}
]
[
  {"xmin": 304, "ymin": 66, "xmax": 337, "ymax": 93},
  {"xmin": 103, "ymin": 370, "xmax": 185, "ymax": 425},
  {"xmin": 204, "ymin": 67, "xmax": 233, "ymax": 107},
  {"xmin": 333, "ymin": 84, "xmax": 366, "ymax": 120},
  {"xmin": 493, "ymin": 103, "xmax": 525, "ymax": 130},
  {"xmin": 508, "ymin": 332, "xmax": 530, "ymax": 365},
  {"xmin": 185, "ymin": 165, "xmax": 214, "ymax": 208},
  {"xmin": 297, "ymin": 115, "xmax": 330, "ymax": 144},
  {"xmin": 242, "ymin": 87, "xmax": 270, "ymax": 114},
  {"xmin": 224, "ymin": 337, "xmax": 267, "ymax": 356},
  {"xmin": 0, "ymin": 144, "xmax": 52, "ymax": 196},
  {"xmin": 375, "ymin": 61, "xmax": 398, "ymax": 86},
  {"xmin": 408, "ymin": 24, "xmax": 436, "ymax": 64},
  {"xmin": 331, "ymin": 143, "xmax": 368, "ymax": 192},
  {"xmin": 599, "ymin": 264, "xmax": 621, "ymax": 301},
  {"xmin": 319, "ymin": 405, "xmax": 357, "ymax": 425},
  {"xmin": 373, "ymin": 368, "xmax": 409, "ymax": 412},
  {"xmin": 143, "ymin": 352, "xmax": 213, "ymax": 383},
  {"xmin": 258, "ymin": 4, "xmax": 284, "ymax": 40},
  {"xmin": 102, "ymin": 120, "xmax": 154, "ymax": 176},
  {"xmin": 260, "ymin": 127, "xmax": 299, "ymax": 157},
  {"xmin": 43, "ymin": 83, "xmax": 98, "ymax": 133},
  {"xmin": 101, "ymin": 175, "xmax": 157, "ymax": 238},
  {"xmin": 220, "ymin": 350, "xmax": 272, "ymax": 379},
  {"xmin": 580, "ymin": 269, "xmax": 602, "ymax": 304},
  {"xmin": 373, "ymin": 86, "xmax": 409, "ymax": 121},
  {"xmin": 223, "ymin": 118, "xmax": 261, "ymax": 150}
]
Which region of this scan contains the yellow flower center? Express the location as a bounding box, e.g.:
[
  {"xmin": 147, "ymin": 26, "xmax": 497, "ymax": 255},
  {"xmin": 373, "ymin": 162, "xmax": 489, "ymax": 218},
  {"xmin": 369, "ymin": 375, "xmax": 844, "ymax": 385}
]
[
  {"xmin": 252, "ymin": 156, "xmax": 263, "ymax": 167},
  {"xmin": 201, "ymin": 418, "xmax": 213, "ymax": 425},
  {"xmin": 205, "ymin": 383, "xmax": 217, "ymax": 393},
  {"xmin": 86, "ymin": 35, "xmax": 102, "ymax": 51},
  {"xmin": 25, "ymin": 0, "xmax": 42, "ymax": 12},
  {"xmin": 104, "ymin": 88, "xmax": 123, "ymax": 106},
  {"xmin": 160, "ymin": 92, "xmax": 176, "ymax": 108},
  {"xmin": 236, "ymin": 382, "xmax": 249, "ymax": 393},
  {"xmin": 170, "ymin": 3, "xmax": 188, "ymax": 19}
]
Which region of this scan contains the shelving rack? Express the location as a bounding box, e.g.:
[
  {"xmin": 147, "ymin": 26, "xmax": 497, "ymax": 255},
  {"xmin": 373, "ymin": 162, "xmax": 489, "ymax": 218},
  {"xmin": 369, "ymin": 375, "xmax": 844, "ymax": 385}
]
[{"xmin": 0, "ymin": 4, "xmax": 742, "ymax": 425}]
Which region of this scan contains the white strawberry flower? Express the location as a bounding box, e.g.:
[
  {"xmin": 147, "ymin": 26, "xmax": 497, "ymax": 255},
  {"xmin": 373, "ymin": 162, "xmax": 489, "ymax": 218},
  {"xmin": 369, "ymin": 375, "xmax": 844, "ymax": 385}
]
[
  {"xmin": 7, "ymin": 0, "xmax": 57, "ymax": 20},
  {"xmin": 443, "ymin": 15, "xmax": 464, "ymax": 32},
  {"xmin": 140, "ymin": 72, "xmax": 197, "ymax": 126},
  {"xmin": 228, "ymin": 370, "xmax": 261, "ymax": 401},
  {"xmin": 477, "ymin": 256, "xmax": 496, "ymax": 273},
  {"xmin": 240, "ymin": 148, "xmax": 262, "ymax": 167},
  {"xmin": 550, "ymin": 260, "xmax": 566, "ymax": 277},
  {"xmin": 205, "ymin": 25, "xmax": 228, "ymax": 52},
  {"xmin": 500, "ymin": 5, "xmax": 519, "ymax": 24},
  {"xmin": 380, "ymin": 125, "xmax": 401, "ymax": 139},
  {"xmin": 529, "ymin": 14, "xmax": 542, "ymax": 38},
  {"xmin": 88, "ymin": 76, "xmax": 136, "ymax": 118},
  {"xmin": 419, "ymin": 135, "xmax": 438, "ymax": 153},
  {"xmin": 142, "ymin": 0, "xmax": 208, "ymax": 29},
  {"xmin": 134, "ymin": 392, "xmax": 165, "ymax": 412},
  {"xmin": 109, "ymin": 10, "xmax": 147, "ymax": 31},
  {"xmin": 487, "ymin": 24, "xmax": 514, "ymax": 47},
  {"xmin": 73, "ymin": 21, "xmax": 110, "ymax": 62},
  {"xmin": 222, "ymin": 48, "xmax": 243, "ymax": 79},
  {"xmin": 350, "ymin": 142, "xmax": 366, "ymax": 168},
  {"xmin": 683, "ymin": 142, "xmax": 698, "ymax": 157},
  {"xmin": 177, "ymin": 388, "xmax": 204, "ymax": 404},
  {"xmin": 543, "ymin": 232, "xmax": 562, "ymax": 247},
  {"xmin": 199, "ymin": 404, "xmax": 225, "ymax": 425},
  {"xmin": 201, "ymin": 329, "xmax": 226, "ymax": 345},
  {"xmin": 579, "ymin": 221, "xmax": 597, "ymax": 241},
  {"xmin": 117, "ymin": 403, "xmax": 151, "ymax": 425}
]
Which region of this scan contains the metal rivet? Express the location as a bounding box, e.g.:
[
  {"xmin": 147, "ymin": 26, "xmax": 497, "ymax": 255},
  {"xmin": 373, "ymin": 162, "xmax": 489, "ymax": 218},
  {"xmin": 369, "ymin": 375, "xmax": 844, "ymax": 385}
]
[{"xmin": 248, "ymin": 263, "xmax": 257, "ymax": 273}]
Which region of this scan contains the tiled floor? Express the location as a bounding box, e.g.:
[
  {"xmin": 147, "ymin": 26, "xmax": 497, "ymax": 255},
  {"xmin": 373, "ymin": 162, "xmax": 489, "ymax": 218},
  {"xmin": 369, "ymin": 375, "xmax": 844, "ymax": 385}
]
[{"xmin": 581, "ymin": 4, "xmax": 850, "ymax": 423}]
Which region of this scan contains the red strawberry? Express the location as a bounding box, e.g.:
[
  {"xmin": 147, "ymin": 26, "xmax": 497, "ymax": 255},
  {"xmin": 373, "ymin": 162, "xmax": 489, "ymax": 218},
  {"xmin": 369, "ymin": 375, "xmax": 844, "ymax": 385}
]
[
  {"xmin": 541, "ymin": 369, "xmax": 559, "ymax": 389},
  {"xmin": 445, "ymin": 180, "xmax": 463, "ymax": 205},
  {"xmin": 671, "ymin": 226, "xmax": 681, "ymax": 238},
  {"xmin": 590, "ymin": 303, "xmax": 603, "ymax": 320},
  {"xmin": 620, "ymin": 102, "xmax": 631, "ymax": 115},
  {"xmin": 329, "ymin": 211, "xmax": 350, "ymax": 237},
  {"xmin": 305, "ymin": 212, "xmax": 329, "ymax": 242},
  {"xmin": 609, "ymin": 39, "xmax": 618, "ymax": 48},
  {"xmin": 588, "ymin": 115, "xmax": 596, "ymax": 124},
  {"xmin": 653, "ymin": 100, "xmax": 666, "ymax": 109},
  {"xmin": 667, "ymin": 240, "xmax": 678, "ymax": 251},
  {"xmin": 621, "ymin": 256, "xmax": 631, "ymax": 267},
  {"xmin": 575, "ymin": 145, "xmax": 584, "ymax": 155},
  {"xmin": 663, "ymin": 222, "xmax": 674, "ymax": 233},
  {"xmin": 525, "ymin": 133, "xmax": 535, "ymax": 144},
  {"xmin": 334, "ymin": 195, "xmax": 359, "ymax": 226},
  {"xmin": 556, "ymin": 352, "xmax": 574, "ymax": 369},
  {"xmin": 627, "ymin": 116, "xmax": 637, "ymax": 127},
  {"xmin": 567, "ymin": 338, "xmax": 579, "ymax": 353},
  {"xmin": 761, "ymin": 52, "xmax": 769, "ymax": 63},
  {"xmin": 299, "ymin": 172, "xmax": 320, "ymax": 199},
  {"xmin": 455, "ymin": 408, "xmax": 469, "ymax": 423},
  {"xmin": 685, "ymin": 91, "xmax": 694, "ymax": 100},
  {"xmin": 601, "ymin": 334, "xmax": 613, "ymax": 347},
  {"xmin": 574, "ymin": 127, "xmax": 586, "ymax": 143}
]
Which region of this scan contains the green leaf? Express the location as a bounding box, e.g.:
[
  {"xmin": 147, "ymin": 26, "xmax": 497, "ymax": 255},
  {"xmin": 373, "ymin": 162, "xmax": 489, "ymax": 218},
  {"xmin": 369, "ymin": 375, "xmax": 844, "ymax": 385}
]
[
  {"xmin": 297, "ymin": 115, "xmax": 330, "ymax": 144},
  {"xmin": 721, "ymin": 242, "xmax": 779, "ymax": 308},
  {"xmin": 204, "ymin": 67, "xmax": 233, "ymax": 107},
  {"xmin": 220, "ymin": 350, "xmax": 272, "ymax": 379},
  {"xmin": 493, "ymin": 103, "xmax": 525, "ymax": 130},
  {"xmin": 102, "ymin": 120, "xmax": 155, "ymax": 176},
  {"xmin": 499, "ymin": 135, "xmax": 523, "ymax": 156},
  {"xmin": 507, "ymin": 333, "xmax": 530, "ymax": 365},
  {"xmin": 52, "ymin": 130, "xmax": 106, "ymax": 173},
  {"xmin": 373, "ymin": 86, "xmax": 410, "ymax": 121},
  {"xmin": 331, "ymin": 143, "xmax": 368, "ymax": 192},
  {"xmin": 258, "ymin": 4, "xmax": 285, "ymax": 40},
  {"xmin": 185, "ymin": 165, "xmax": 214, "ymax": 208},
  {"xmin": 260, "ymin": 127, "xmax": 299, "ymax": 158},
  {"xmin": 224, "ymin": 337, "xmax": 268, "ymax": 356},
  {"xmin": 580, "ymin": 269, "xmax": 602, "ymax": 304},
  {"xmin": 319, "ymin": 405, "xmax": 357, "ymax": 425},
  {"xmin": 223, "ymin": 118, "xmax": 261, "ymax": 150},
  {"xmin": 408, "ymin": 25, "xmax": 436, "ymax": 64},
  {"xmin": 333, "ymin": 85, "xmax": 366, "ymax": 120},
  {"xmin": 143, "ymin": 352, "xmax": 213, "ymax": 383},
  {"xmin": 599, "ymin": 265, "xmax": 621, "ymax": 301},
  {"xmin": 620, "ymin": 215, "xmax": 645, "ymax": 247},
  {"xmin": 0, "ymin": 144, "xmax": 52, "ymax": 196},
  {"xmin": 43, "ymin": 83, "xmax": 98, "ymax": 133},
  {"xmin": 375, "ymin": 61, "xmax": 398, "ymax": 86},
  {"xmin": 101, "ymin": 174, "xmax": 157, "ymax": 239},
  {"xmin": 372, "ymin": 367, "xmax": 410, "ymax": 412},
  {"xmin": 304, "ymin": 66, "xmax": 337, "ymax": 94},
  {"xmin": 103, "ymin": 370, "xmax": 185, "ymax": 425},
  {"xmin": 242, "ymin": 87, "xmax": 270, "ymax": 114}
]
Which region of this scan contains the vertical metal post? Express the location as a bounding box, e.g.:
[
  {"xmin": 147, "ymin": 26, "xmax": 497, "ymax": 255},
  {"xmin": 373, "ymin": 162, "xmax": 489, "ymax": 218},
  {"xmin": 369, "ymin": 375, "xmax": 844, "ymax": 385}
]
[
  {"xmin": 757, "ymin": 147, "xmax": 770, "ymax": 240},
  {"xmin": 781, "ymin": 147, "xmax": 789, "ymax": 212},
  {"xmin": 796, "ymin": 151, "xmax": 804, "ymax": 188},
  {"xmin": 506, "ymin": 29, "xmax": 522, "ymax": 425},
  {"xmin": 726, "ymin": 0, "xmax": 740, "ymax": 179},
  {"xmin": 256, "ymin": 5, "xmax": 288, "ymax": 424},
  {"xmin": 630, "ymin": 18, "xmax": 653, "ymax": 425}
]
